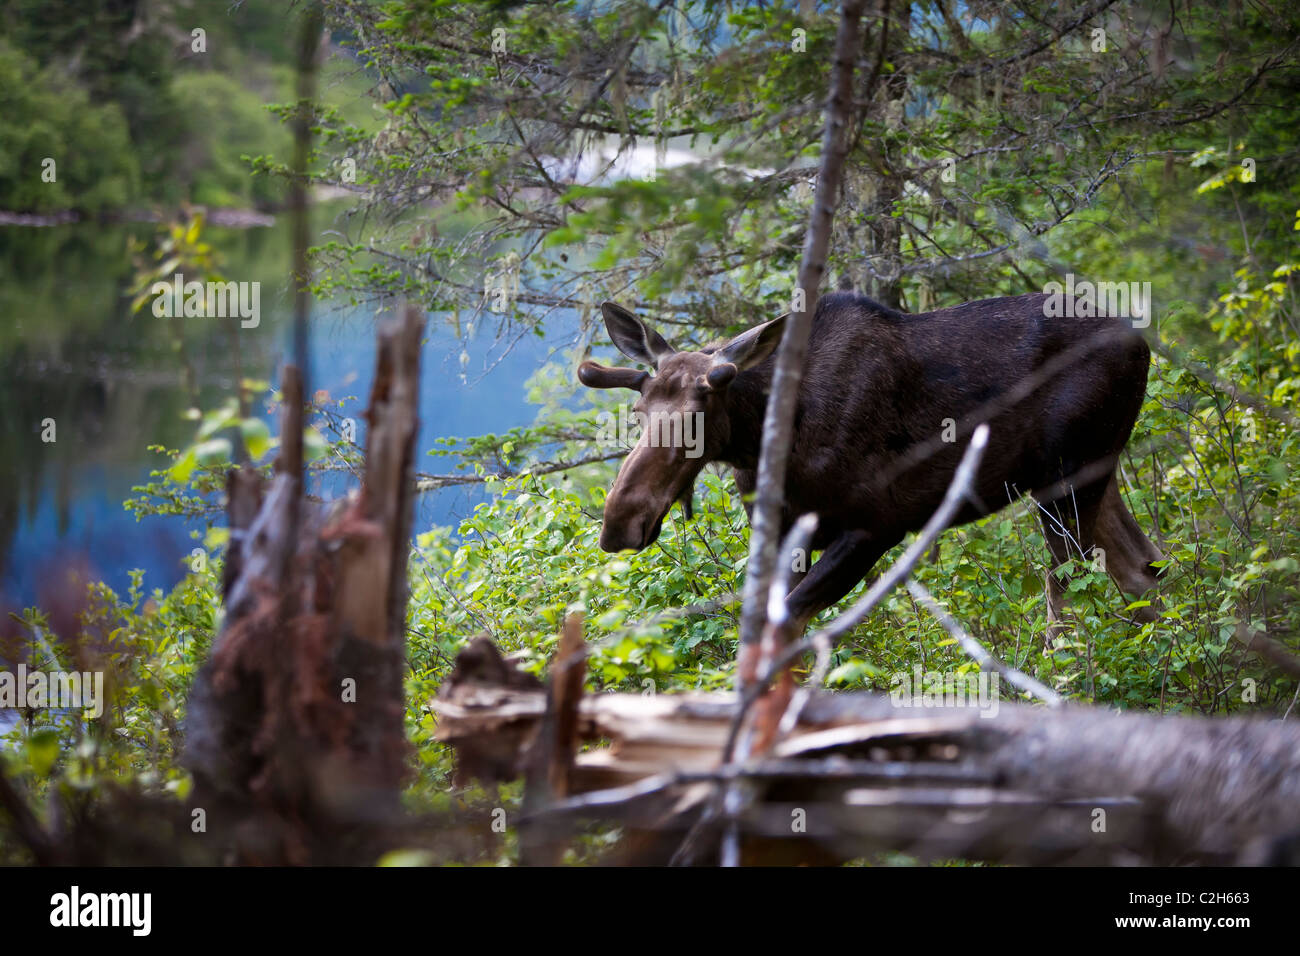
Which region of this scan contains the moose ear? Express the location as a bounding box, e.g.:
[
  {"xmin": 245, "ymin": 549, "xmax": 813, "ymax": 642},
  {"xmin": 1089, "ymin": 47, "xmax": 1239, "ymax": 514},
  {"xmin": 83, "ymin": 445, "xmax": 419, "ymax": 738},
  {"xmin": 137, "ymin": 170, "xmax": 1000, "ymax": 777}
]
[
  {"xmin": 578, "ymin": 360, "xmax": 647, "ymax": 391},
  {"xmin": 711, "ymin": 313, "xmax": 788, "ymax": 373},
  {"xmin": 602, "ymin": 302, "xmax": 675, "ymax": 368}
]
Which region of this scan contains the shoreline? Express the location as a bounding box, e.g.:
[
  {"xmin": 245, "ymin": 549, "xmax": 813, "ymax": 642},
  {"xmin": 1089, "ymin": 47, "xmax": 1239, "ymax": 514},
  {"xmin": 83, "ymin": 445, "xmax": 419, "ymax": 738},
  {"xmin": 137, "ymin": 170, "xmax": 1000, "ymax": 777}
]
[{"xmin": 0, "ymin": 207, "xmax": 278, "ymax": 229}]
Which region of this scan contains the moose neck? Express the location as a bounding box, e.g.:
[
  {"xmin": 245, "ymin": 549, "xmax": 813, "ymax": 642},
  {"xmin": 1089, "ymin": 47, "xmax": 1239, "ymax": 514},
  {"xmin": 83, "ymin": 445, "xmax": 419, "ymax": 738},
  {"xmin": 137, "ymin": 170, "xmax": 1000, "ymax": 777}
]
[{"xmin": 717, "ymin": 364, "xmax": 774, "ymax": 471}]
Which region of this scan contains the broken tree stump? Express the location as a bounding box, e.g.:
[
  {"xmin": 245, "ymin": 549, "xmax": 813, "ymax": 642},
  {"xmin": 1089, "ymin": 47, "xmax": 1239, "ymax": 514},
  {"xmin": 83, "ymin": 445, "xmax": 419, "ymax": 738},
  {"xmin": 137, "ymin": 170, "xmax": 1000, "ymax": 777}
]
[
  {"xmin": 184, "ymin": 305, "xmax": 425, "ymax": 865},
  {"xmin": 433, "ymin": 636, "xmax": 1300, "ymax": 866},
  {"xmin": 518, "ymin": 613, "xmax": 587, "ymax": 865}
]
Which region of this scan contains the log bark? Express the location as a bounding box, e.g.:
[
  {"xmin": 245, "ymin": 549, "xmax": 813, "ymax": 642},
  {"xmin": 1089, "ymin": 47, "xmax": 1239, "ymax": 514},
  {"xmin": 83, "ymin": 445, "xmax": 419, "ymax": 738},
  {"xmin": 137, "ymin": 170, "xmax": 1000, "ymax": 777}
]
[{"xmin": 520, "ymin": 613, "xmax": 587, "ymax": 865}]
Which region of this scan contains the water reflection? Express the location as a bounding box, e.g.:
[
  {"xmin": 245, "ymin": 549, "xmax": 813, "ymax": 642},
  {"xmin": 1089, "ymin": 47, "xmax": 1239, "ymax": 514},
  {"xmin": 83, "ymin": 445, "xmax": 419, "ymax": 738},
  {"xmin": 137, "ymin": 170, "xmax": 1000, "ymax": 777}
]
[{"xmin": 0, "ymin": 220, "xmax": 570, "ymax": 609}]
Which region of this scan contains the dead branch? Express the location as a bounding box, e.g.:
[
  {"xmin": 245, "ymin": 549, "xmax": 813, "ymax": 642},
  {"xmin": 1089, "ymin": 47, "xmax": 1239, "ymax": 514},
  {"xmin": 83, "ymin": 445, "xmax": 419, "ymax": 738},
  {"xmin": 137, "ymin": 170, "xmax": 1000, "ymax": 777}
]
[
  {"xmin": 520, "ymin": 612, "xmax": 587, "ymax": 865},
  {"xmin": 413, "ymin": 450, "xmax": 623, "ymax": 492},
  {"xmin": 1233, "ymin": 622, "xmax": 1300, "ymax": 679},
  {"xmin": 737, "ymin": 0, "xmax": 869, "ymax": 681},
  {"xmin": 907, "ymin": 580, "xmax": 1063, "ymax": 707}
]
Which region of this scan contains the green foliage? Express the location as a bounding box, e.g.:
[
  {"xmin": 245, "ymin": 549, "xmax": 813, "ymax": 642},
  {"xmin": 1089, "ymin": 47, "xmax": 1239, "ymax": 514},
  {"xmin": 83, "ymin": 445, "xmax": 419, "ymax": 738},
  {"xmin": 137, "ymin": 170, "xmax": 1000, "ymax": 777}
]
[
  {"xmin": 127, "ymin": 212, "xmax": 228, "ymax": 314},
  {"xmin": 0, "ymin": 566, "xmax": 221, "ymax": 864},
  {"xmin": 0, "ymin": 40, "xmax": 139, "ymax": 213},
  {"xmin": 0, "ymin": 1, "xmax": 376, "ymax": 212},
  {"xmin": 408, "ymin": 470, "xmax": 748, "ymax": 693},
  {"xmin": 169, "ymin": 71, "xmax": 294, "ymax": 209}
]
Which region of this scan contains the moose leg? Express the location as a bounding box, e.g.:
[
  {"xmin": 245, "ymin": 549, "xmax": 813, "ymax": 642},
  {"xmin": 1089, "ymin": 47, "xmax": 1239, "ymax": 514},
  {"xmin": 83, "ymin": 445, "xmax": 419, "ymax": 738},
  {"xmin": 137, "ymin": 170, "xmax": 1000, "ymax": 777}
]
[
  {"xmin": 1092, "ymin": 476, "xmax": 1165, "ymax": 623},
  {"xmin": 1034, "ymin": 481, "xmax": 1107, "ymax": 648},
  {"xmin": 783, "ymin": 529, "xmax": 892, "ymax": 637}
]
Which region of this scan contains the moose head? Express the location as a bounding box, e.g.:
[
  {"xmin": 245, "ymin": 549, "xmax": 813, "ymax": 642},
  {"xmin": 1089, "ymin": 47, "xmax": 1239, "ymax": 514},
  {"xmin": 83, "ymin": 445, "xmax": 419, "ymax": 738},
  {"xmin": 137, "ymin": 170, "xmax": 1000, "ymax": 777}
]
[{"xmin": 578, "ymin": 302, "xmax": 786, "ymax": 552}]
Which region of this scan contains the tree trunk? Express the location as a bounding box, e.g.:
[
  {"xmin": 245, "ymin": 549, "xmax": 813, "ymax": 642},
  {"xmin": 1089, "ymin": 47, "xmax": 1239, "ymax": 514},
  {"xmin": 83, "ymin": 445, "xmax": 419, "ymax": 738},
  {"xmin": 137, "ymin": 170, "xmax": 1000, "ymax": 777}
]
[
  {"xmin": 737, "ymin": 0, "xmax": 869, "ymax": 686},
  {"xmin": 184, "ymin": 305, "xmax": 424, "ymax": 865}
]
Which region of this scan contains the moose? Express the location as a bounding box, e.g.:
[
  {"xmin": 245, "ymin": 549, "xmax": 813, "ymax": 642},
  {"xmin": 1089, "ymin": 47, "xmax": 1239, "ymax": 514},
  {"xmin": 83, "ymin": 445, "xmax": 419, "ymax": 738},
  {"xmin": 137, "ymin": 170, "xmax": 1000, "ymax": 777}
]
[{"xmin": 578, "ymin": 291, "xmax": 1164, "ymax": 643}]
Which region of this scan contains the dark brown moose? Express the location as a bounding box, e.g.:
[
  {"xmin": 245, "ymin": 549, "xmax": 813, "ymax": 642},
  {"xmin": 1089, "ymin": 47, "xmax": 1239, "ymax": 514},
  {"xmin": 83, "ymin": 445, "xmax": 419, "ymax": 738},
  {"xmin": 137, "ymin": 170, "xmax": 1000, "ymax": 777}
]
[{"xmin": 578, "ymin": 292, "xmax": 1163, "ymax": 641}]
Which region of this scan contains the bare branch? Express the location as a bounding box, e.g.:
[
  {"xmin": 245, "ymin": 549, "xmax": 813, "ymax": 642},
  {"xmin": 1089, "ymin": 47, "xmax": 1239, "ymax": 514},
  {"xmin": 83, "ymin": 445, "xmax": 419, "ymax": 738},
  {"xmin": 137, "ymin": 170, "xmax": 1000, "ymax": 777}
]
[
  {"xmin": 413, "ymin": 450, "xmax": 623, "ymax": 492},
  {"xmin": 737, "ymin": 0, "xmax": 869, "ymax": 687},
  {"xmin": 907, "ymin": 580, "xmax": 1064, "ymax": 707}
]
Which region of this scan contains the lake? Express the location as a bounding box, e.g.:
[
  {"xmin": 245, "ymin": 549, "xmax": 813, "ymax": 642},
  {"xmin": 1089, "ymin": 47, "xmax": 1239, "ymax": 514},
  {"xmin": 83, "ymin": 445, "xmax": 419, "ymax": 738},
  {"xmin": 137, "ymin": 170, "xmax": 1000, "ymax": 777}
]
[{"xmin": 0, "ymin": 215, "xmax": 577, "ymax": 613}]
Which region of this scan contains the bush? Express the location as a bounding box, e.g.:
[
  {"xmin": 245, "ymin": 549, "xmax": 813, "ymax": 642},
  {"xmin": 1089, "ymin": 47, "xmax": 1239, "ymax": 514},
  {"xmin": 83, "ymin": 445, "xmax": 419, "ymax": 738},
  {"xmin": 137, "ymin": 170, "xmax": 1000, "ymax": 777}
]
[{"xmin": 0, "ymin": 41, "xmax": 139, "ymax": 213}]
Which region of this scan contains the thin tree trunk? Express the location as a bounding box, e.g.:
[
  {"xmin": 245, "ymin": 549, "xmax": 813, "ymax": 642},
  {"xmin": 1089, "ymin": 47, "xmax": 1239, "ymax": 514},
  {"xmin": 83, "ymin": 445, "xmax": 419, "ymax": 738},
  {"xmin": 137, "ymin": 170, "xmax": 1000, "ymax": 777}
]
[{"xmin": 737, "ymin": 0, "xmax": 869, "ymax": 688}]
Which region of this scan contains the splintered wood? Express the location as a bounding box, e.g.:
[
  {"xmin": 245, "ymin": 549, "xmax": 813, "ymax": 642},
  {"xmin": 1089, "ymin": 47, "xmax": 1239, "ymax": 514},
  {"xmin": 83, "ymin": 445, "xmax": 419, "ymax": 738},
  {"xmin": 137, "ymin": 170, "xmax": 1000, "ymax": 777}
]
[
  {"xmin": 434, "ymin": 630, "xmax": 1300, "ymax": 866},
  {"xmin": 182, "ymin": 305, "xmax": 425, "ymax": 865}
]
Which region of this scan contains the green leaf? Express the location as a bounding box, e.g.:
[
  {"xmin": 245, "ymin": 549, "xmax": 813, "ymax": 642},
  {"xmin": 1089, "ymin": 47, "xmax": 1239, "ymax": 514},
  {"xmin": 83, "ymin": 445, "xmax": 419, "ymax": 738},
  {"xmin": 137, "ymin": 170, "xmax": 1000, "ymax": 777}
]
[
  {"xmin": 303, "ymin": 427, "xmax": 328, "ymax": 462},
  {"xmin": 239, "ymin": 417, "xmax": 273, "ymax": 460},
  {"xmin": 193, "ymin": 438, "xmax": 233, "ymax": 466},
  {"xmin": 27, "ymin": 729, "xmax": 60, "ymax": 777},
  {"xmin": 376, "ymin": 849, "xmax": 435, "ymax": 867},
  {"xmin": 168, "ymin": 448, "xmax": 198, "ymax": 483}
]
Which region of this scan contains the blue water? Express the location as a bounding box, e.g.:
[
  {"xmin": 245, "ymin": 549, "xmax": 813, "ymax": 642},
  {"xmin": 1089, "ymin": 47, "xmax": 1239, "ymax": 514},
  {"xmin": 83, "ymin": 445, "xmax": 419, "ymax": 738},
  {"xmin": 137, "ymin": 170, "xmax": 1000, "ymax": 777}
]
[{"xmin": 1, "ymin": 291, "xmax": 579, "ymax": 611}]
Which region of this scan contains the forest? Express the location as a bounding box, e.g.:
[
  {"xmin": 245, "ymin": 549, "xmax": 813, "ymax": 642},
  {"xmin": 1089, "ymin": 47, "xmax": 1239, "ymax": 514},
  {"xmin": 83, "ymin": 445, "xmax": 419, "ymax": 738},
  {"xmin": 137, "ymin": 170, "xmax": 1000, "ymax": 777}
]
[{"xmin": 1, "ymin": 0, "xmax": 1299, "ymax": 878}]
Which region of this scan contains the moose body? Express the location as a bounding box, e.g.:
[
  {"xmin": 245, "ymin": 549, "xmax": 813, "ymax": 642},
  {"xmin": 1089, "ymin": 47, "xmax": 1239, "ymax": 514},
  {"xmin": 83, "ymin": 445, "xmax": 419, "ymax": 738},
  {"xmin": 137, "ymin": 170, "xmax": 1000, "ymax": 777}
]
[{"xmin": 579, "ymin": 291, "xmax": 1163, "ymax": 637}]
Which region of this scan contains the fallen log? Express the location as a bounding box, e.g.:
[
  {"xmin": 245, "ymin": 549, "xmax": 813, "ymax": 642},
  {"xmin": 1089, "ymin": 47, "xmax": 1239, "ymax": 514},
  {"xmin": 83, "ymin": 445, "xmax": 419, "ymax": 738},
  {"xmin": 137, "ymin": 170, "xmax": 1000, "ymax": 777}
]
[{"xmin": 433, "ymin": 634, "xmax": 1300, "ymax": 866}]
